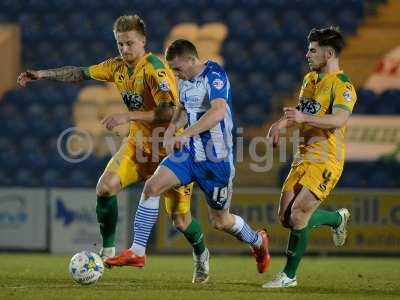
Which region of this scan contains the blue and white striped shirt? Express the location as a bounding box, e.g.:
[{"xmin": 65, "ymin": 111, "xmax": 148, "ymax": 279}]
[{"xmin": 179, "ymin": 61, "xmax": 234, "ymax": 162}]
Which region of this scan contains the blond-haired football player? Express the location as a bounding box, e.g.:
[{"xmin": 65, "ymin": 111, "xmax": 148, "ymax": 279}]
[
  {"xmin": 17, "ymin": 15, "xmax": 209, "ymax": 284},
  {"xmin": 263, "ymin": 27, "xmax": 355, "ymax": 288}
]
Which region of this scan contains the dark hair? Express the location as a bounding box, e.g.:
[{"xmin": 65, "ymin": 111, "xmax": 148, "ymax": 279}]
[
  {"xmin": 307, "ymin": 26, "xmax": 344, "ymax": 56},
  {"xmin": 165, "ymin": 39, "xmax": 199, "ymax": 61},
  {"xmin": 113, "ymin": 15, "xmax": 146, "ymax": 37}
]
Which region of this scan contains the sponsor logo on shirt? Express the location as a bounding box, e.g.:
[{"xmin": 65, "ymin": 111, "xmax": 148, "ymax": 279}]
[
  {"xmin": 343, "ymin": 90, "xmax": 352, "ymax": 102},
  {"xmin": 122, "ymin": 91, "xmax": 144, "ymax": 110},
  {"xmin": 212, "ymin": 78, "xmax": 224, "ymax": 90},
  {"xmin": 298, "ymin": 97, "xmax": 321, "ymax": 115},
  {"xmin": 159, "ymin": 79, "xmax": 170, "ymax": 92},
  {"xmin": 157, "ymin": 70, "xmax": 166, "ymax": 78}
]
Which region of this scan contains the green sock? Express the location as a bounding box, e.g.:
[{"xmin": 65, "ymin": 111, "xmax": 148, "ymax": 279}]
[
  {"xmin": 283, "ymin": 227, "xmax": 309, "ymax": 279},
  {"xmin": 308, "ymin": 209, "xmax": 341, "ymax": 229},
  {"xmin": 179, "ymin": 218, "xmax": 206, "ymax": 256},
  {"xmin": 96, "ymin": 195, "xmax": 118, "ymax": 247}
]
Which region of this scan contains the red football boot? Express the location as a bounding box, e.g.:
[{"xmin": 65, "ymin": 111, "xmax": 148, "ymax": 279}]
[
  {"xmin": 105, "ymin": 249, "xmax": 146, "ymax": 268},
  {"xmin": 252, "ymin": 229, "xmax": 271, "ymax": 273}
]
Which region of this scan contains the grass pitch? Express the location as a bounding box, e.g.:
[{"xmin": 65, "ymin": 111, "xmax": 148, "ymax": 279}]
[{"xmin": 0, "ymin": 254, "xmax": 399, "ymax": 300}]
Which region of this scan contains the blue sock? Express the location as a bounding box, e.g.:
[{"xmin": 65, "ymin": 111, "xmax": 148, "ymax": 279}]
[
  {"xmin": 229, "ymin": 214, "xmax": 261, "ymax": 247},
  {"xmin": 130, "ymin": 194, "xmax": 159, "ymax": 256}
]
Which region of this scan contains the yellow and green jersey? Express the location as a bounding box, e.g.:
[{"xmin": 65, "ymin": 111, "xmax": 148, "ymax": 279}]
[
  {"xmin": 293, "ymin": 70, "xmax": 357, "ymax": 166},
  {"xmin": 84, "ymin": 53, "xmax": 178, "ymax": 154}
]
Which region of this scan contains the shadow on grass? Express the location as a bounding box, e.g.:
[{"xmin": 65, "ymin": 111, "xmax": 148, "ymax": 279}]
[
  {"xmin": 4, "ymin": 276, "xmax": 399, "ymax": 297},
  {"xmin": 91, "ymin": 279, "xmax": 400, "ymax": 297}
]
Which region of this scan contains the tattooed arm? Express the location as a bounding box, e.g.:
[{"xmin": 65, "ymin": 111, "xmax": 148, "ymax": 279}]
[{"xmin": 17, "ymin": 66, "xmax": 89, "ymax": 86}]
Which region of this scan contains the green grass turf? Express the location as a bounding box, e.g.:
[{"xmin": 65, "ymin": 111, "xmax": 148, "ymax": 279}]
[{"xmin": 0, "ymin": 254, "xmax": 399, "ymax": 300}]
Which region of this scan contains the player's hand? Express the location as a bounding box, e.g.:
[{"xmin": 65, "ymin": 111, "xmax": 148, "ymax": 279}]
[
  {"xmin": 284, "ymin": 107, "xmax": 306, "ymax": 124},
  {"xmin": 164, "ymin": 135, "xmax": 189, "ymax": 154},
  {"xmin": 17, "ymin": 70, "xmax": 40, "ymax": 87},
  {"xmin": 267, "ymin": 123, "xmax": 280, "ymax": 148},
  {"xmin": 163, "ymin": 125, "xmax": 176, "ymax": 149},
  {"xmin": 101, "ymin": 113, "xmax": 131, "ymax": 131}
]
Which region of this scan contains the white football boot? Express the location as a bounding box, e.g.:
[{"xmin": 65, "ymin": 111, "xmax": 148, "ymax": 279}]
[
  {"xmin": 262, "ymin": 272, "xmax": 297, "ymax": 288},
  {"xmin": 99, "ymin": 247, "xmax": 115, "ymax": 268},
  {"xmin": 192, "ymin": 248, "xmax": 210, "ymax": 284},
  {"xmin": 332, "ymin": 208, "xmax": 350, "ymax": 247}
]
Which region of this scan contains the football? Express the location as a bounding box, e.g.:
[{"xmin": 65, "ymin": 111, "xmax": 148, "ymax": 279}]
[{"xmin": 68, "ymin": 251, "xmax": 104, "ymax": 285}]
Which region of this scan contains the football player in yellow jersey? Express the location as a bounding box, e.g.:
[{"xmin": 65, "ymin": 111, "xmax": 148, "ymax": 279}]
[
  {"xmin": 17, "ymin": 15, "xmax": 210, "ymax": 283},
  {"xmin": 263, "ymin": 27, "xmax": 355, "ymax": 288}
]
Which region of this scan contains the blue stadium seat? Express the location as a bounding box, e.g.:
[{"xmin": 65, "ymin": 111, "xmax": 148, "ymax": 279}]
[
  {"xmin": 213, "ymin": 0, "xmax": 237, "ymax": 9},
  {"xmin": 281, "ymin": 10, "xmax": 304, "ymax": 28},
  {"xmin": 25, "ymin": 103, "xmax": 46, "ymax": 119},
  {"xmin": 0, "ymin": 12, "xmax": 11, "ymax": 22},
  {"xmin": 0, "ymin": 0, "xmax": 23, "ymax": 15},
  {"xmin": 78, "ymin": 0, "xmax": 101, "ymax": 11},
  {"xmin": 253, "ymin": 10, "xmax": 276, "ymax": 29},
  {"xmin": 367, "ymin": 167, "xmax": 397, "ymax": 188},
  {"xmin": 273, "ymin": 72, "xmax": 296, "ymax": 95},
  {"xmin": 307, "ymin": 10, "xmax": 330, "ymax": 28},
  {"xmin": 374, "ymin": 103, "xmax": 395, "ymax": 115},
  {"xmin": 20, "ymin": 136, "xmax": 41, "ymax": 152},
  {"xmin": 264, "ymin": 0, "xmax": 292, "ymax": 11},
  {"xmin": 22, "ymin": 150, "xmax": 48, "ymax": 170},
  {"xmin": 15, "ymin": 168, "xmax": 39, "ymax": 187},
  {"xmin": 239, "ymin": 106, "xmax": 266, "ymax": 126},
  {"xmin": 0, "ymin": 150, "xmax": 21, "ymax": 170},
  {"xmin": 42, "ymin": 169, "xmax": 62, "ymax": 187},
  {"xmin": 0, "ymin": 102, "xmax": 18, "ymax": 121},
  {"xmin": 315, "ymin": 0, "xmax": 340, "ymax": 12},
  {"xmin": 68, "ymin": 169, "xmax": 92, "ymax": 187},
  {"xmin": 336, "ymin": 10, "xmax": 359, "ymax": 34},
  {"xmin": 200, "ymin": 10, "xmax": 222, "ymax": 23},
  {"xmin": 227, "ymin": 50, "xmax": 253, "ymax": 74},
  {"xmin": 339, "ymin": 163, "xmax": 367, "ymax": 187},
  {"xmin": 252, "ymin": 52, "xmax": 280, "ymax": 80},
  {"xmin": 174, "ymin": 10, "xmax": 196, "ymax": 24},
  {"xmin": 227, "ymin": 10, "xmax": 248, "ymax": 29},
  {"xmin": 354, "ymin": 89, "xmax": 378, "ymax": 114},
  {"xmin": 0, "ymin": 137, "xmax": 15, "ymax": 153},
  {"xmin": 146, "ymin": 41, "xmax": 163, "ymax": 53},
  {"xmin": 2, "ymin": 117, "xmax": 28, "ymax": 138},
  {"xmin": 0, "ymin": 170, "xmax": 14, "ymax": 186},
  {"xmin": 51, "ymin": 104, "xmax": 72, "ymax": 121},
  {"xmin": 278, "ymin": 162, "xmax": 292, "ymax": 185},
  {"xmin": 47, "ymin": 0, "xmax": 74, "ymax": 11},
  {"xmin": 251, "ymin": 41, "xmax": 273, "ymax": 58},
  {"xmin": 380, "ymin": 90, "xmax": 400, "ymax": 114},
  {"xmin": 257, "ymin": 22, "xmax": 283, "ymax": 43},
  {"xmin": 47, "ymin": 153, "xmax": 73, "ymax": 171},
  {"xmin": 88, "ymin": 42, "xmax": 109, "ymax": 62}
]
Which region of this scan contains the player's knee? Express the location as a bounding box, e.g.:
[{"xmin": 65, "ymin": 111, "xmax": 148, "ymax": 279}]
[
  {"xmin": 290, "ymin": 207, "xmax": 306, "ymax": 228},
  {"xmin": 210, "ymin": 219, "xmax": 224, "ymax": 231},
  {"xmin": 143, "ymin": 179, "xmax": 162, "ymax": 198},
  {"xmin": 96, "ymin": 181, "xmax": 113, "ymax": 197},
  {"xmin": 96, "ymin": 175, "xmax": 120, "ymax": 197},
  {"xmin": 171, "ymin": 214, "xmax": 190, "ymax": 231},
  {"xmin": 209, "ymin": 216, "xmax": 229, "ymax": 231}
]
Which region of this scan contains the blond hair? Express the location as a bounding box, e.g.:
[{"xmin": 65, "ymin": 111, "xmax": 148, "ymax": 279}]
[{"xmin": 113, "ymin": 15, "xmax": 146, "ymax": 36}]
